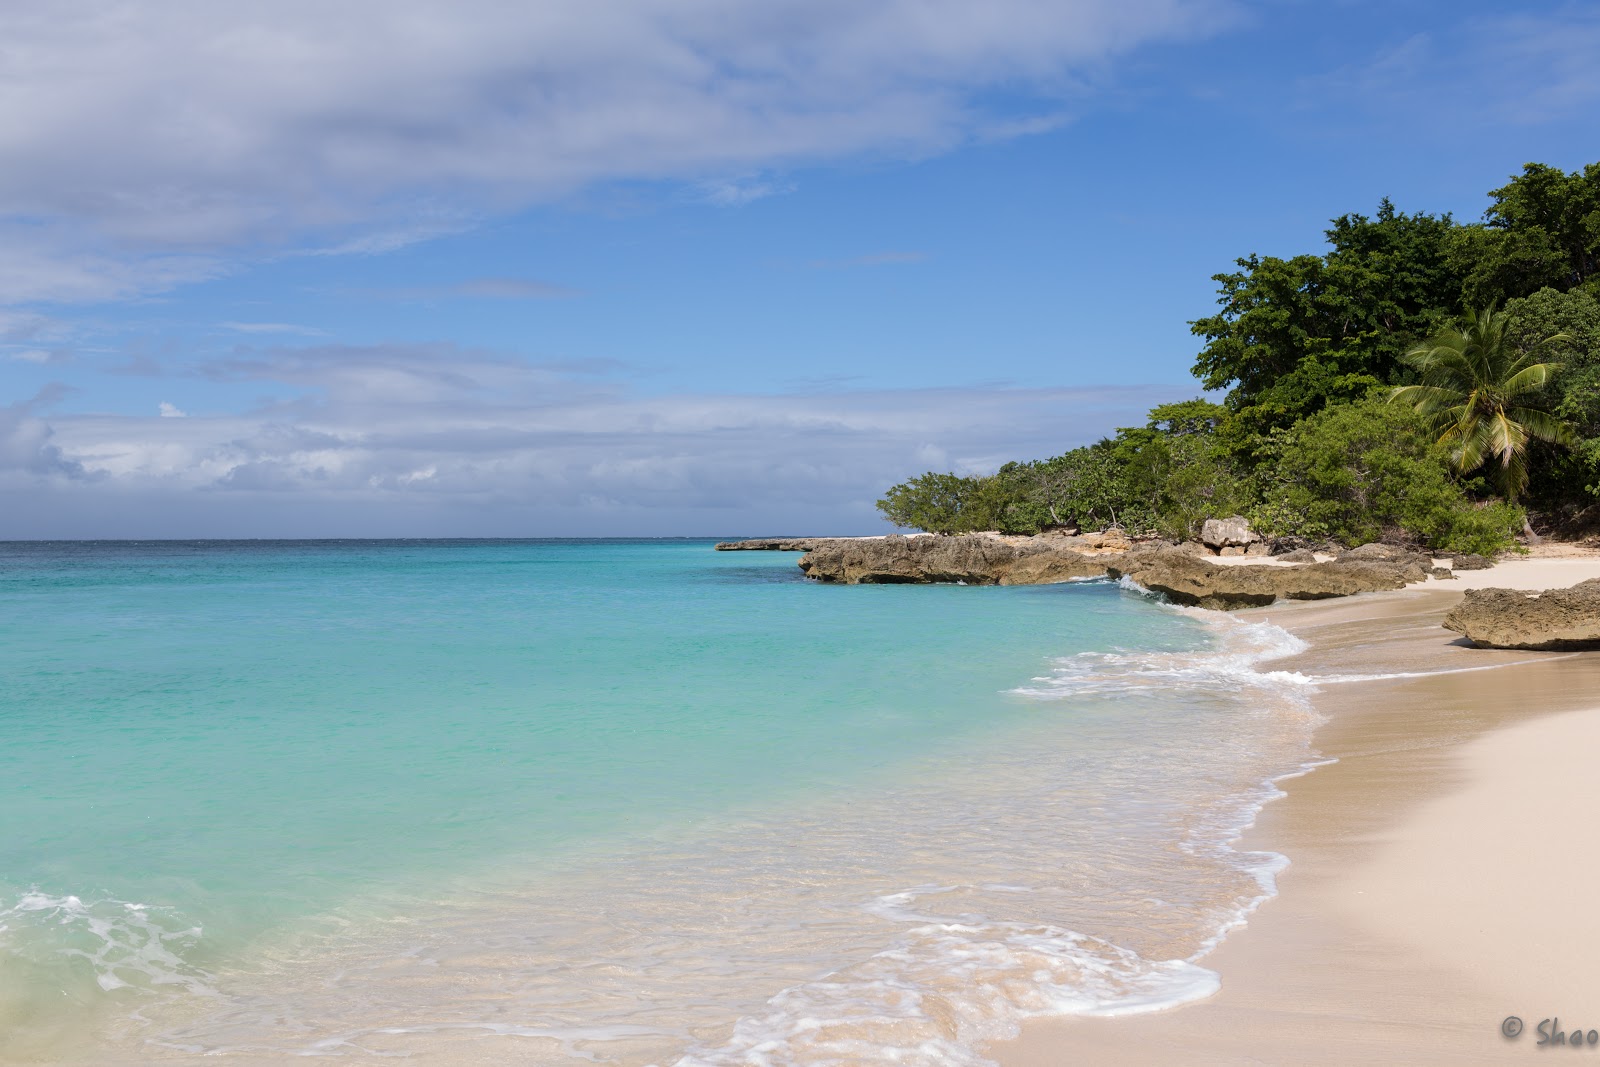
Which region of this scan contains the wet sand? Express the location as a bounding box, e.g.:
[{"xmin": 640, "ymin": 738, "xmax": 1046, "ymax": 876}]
[{"xmin": 993, "ymin": 575, "xmax": 1600, "ymax": 1064}]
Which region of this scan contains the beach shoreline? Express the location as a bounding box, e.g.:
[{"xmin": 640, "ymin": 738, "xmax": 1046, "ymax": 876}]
[{"xmin": 992, "ymin": 559, "xmax": 1600, "ymax": 1064}]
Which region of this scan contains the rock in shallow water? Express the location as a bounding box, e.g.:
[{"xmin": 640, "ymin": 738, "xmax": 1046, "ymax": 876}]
[{"xmin": 1443, "ymin": 580, "xmax": 1600, "ymax": 650}]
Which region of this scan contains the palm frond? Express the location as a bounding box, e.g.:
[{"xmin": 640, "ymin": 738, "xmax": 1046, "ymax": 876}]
[
  {"xmin": 1500, "ymin": 361, "xmax": 1562, "ymax": 398},
  {"xmin": 1507, "ymin": 406, "xmax": 1579, "ymax": 447}
]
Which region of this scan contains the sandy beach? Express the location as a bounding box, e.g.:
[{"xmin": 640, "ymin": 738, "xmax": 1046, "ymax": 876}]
[{"xmin": 994, "ymin": 554, "xmax": 1600, "ymax": 1064}]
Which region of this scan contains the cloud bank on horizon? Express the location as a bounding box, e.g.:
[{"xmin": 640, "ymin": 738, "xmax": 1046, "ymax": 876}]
[{"xmin": 1, "ymin": 357, "xmax": 1187, "ymax": 537}]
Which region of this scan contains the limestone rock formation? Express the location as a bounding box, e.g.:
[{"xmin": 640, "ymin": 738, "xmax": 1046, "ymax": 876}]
[
  {"xmin": 786, "ymin": 535, "xmax": 1437, "ymax": 609},
  {"xmin": 1339, "ymin": 542, "xmax": 1433, "ymax": 568},
  {"xmin": 1200, "ymin": 516, "xmax": 1260, "ymax": 550},
  {"xmin": 796, "ymin": 535, "xmax": 1105, "ymax": 585},
  {"xmin": 1443, "ymin": 580, "xmax": 1600, "ymax": 650},
  {"xmin": 715, "ymin": 538, "xmax": 827, "ymax": 551},
  {"xmin": 1107, "ymin": 546, "xmax": 1418, "ymax": 610}
]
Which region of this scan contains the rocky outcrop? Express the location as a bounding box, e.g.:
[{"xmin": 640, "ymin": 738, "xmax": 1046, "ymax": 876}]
[
  {"xmin": 793, "ymin": 536, "xmax": 1433, "ymax": 608},
  {"xmin": 715, "ymin": 537, "xmax": 830, "ymax": 551},
  {"xmin": 1107, "ymin": 546, "xmax": 1419, "ymax": 610},
  {"xmin": 781, "ymin": 533, "xmax": 1492, "ymax": 610},
  {"xmin": 796, "ymin": 535, "xmax": 1105, "ymax": 585},
  {"xmin": 1445, "ymin": 553, "xmax": 1496, "ymax": 571},
  {"xmin": 1339, "ymin": 542, "xmax": 1433, "ymax": 568},
  {"xmin": 1443, "ymin": 580, "xmax": 1600, "ymax": 650},
  {"xmin": 1201, "ymin": 516, "xmax": 1260, "ymax": 550}
]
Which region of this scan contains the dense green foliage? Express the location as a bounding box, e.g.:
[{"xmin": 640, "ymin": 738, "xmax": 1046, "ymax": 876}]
[
  {"xmin": 1250, "ymin": 399, "xmax": 1524, "ymax": 554},
  {"xmin": 877, "ymin": 160, "xmax": 1600, "ymax": 552},
  {"xmin": 1190, "ymin": 202, "xmax": 1463, "ymax": 440}
]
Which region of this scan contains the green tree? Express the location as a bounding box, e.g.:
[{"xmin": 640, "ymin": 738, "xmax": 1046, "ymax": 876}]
[
  {"xmin": 1028, "ymin": 444, "xmax": 1143, "ymax": 531},
  {"xmin": 1103, "ymin": 407, "xmax": 1253, "ymax": 539},
  {"xmin": 1506, "ymin": 287, "xmax": 1600, "ymax": 508},
  {"xmin": 875, "ymin": 472, "xmax": 989, "ymax": 534},
  {"xmin": 1389, "ymin": 306, "xmax": 1575, "ymax": 503},
  {"xmin": 1191, "ymin": 201, "xmax": 1463, "ymax": 439}
]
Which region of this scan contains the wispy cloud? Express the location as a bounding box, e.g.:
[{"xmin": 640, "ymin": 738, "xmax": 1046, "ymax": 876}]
[
  {"xmin": 7, "ymin": 348, "xmax": 70, "ymax": 364},
  {"xmin": 1303, "ymin": 6, "xmax": 1600, "ymax": 128},
  {"xmin": 222, "ymin": 322, "xmax": 329, "ymax": 336},
  {"xmin": 697, "ymin": 174, "xmax": 797, "ymax": 206},
  {"xmin": 0, "ymin": 0, "xmax": 1234, "ymax": 306}
]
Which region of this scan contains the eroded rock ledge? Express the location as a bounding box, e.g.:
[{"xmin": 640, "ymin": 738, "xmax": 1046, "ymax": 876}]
[
  {"xmin": 1444, "ymin": 580, "xmax": 1600, "ymax": 650},
  {"xmin": 1105, "ymin": 546, "xmax": 1424, "ymax": 610},
  {"xmin": 795, "ymin": 535, "xmax": 1107, "ymax": 586}
]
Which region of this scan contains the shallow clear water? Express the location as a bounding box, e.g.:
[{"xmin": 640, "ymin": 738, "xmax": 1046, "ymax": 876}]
[{"xmin": 0, "ymin": 540, "xmax": 1318, "ymax": 1063}]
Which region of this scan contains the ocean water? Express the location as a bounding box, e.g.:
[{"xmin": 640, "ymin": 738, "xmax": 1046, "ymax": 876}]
[{"xmin": 0, "ymin": 540, "xmax": 1320, "ymax": 1064}]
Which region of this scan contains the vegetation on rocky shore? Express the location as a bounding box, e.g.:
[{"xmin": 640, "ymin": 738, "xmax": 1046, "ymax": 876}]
[{"xmin": 877, "ymin": 161, "xmax": 1600, "ymax": 554}]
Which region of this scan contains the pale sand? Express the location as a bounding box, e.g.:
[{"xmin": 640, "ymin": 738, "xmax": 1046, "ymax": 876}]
[
  {"xmin": 1208, "ymin": 551, "xmax": 1600, "ymax": 585},
  {"xmin": 992, "ymin": 573, "xmax": 1600, "ymax": 1065},
  {"xmin": 1427, "ymin": 555, "xmax": 1600, "ymax": 589}
]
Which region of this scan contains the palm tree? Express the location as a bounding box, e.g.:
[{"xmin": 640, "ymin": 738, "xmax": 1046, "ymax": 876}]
[{"xmin": 1389, "ymin": 305, "xmax": 1575, "ymax": 508}]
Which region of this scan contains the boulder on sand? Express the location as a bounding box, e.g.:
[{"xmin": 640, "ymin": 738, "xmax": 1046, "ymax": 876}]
[
  {"xmin": 1443, "ymin": 579, "xmax": 1600, "ymax": 650},
  {"xmin": 1107, "ymin": 545, "xmax": 1419, "ymax": 610},
  {"xmin": 1200, "ymin": 516, "xmax": 1261, "ymax": 550}
]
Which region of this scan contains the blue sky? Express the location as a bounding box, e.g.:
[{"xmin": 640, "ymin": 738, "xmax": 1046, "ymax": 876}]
[{"xmin": 2, "ymin": 0, "xmax": 1597, "ymax": 537}]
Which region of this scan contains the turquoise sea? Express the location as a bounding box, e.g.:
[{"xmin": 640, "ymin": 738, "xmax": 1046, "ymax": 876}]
[{"xmin": 0, "ymin": 540, "xmax": 1319, "ymax": 1064}]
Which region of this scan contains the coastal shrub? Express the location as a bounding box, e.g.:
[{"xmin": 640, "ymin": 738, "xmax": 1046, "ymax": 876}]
[
  {"xmin": 1027, "ymin": 444, "xmax": 1151, "ymax": 533},
  {"xmin": 875, "ymin": 472, "xmax": 991, "ymax": 534},
  {"xmin": 1268, "ymin": 402, "xmax": 1524, "ymax": 550},
  {"xmin": 1123, "ymin": 432, "xmax": 1255, "ymax": 541},
  {"xmin": 1250, "ymin": 399, "xmax": 1521, "ymax": 552},
  {"xmin": 1437, "ymin": 501, "xmax": 1528, "ymax": 556}
]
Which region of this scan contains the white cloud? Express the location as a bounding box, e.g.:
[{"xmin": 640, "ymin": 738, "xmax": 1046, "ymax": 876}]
[
  {"xmin": 0, "ymin": 388, "xmax": 86, "ymax": 480},
  {"xmin": 1306, "ymin": 8, "xmax": 1600, "ymax": 128},
  {"xmin": 0, "ymin": 344, "xmax": 1190, "ymax": 536},
  {"xmin": 159, "ymin": 402, "xmax": 188, "ymax": 418},
  {"xmin": 0, "ymin": 0, "xmax": 1232, "ymax": 304},
  {"xmin": 222, "ymin": 322, "xmax": 329, "ymax": 336}
]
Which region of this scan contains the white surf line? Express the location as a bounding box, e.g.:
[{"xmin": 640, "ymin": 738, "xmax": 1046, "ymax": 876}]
[{"xmin": 1308, "ymin": 654, "xmax": 1582, "ymax": 684}]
